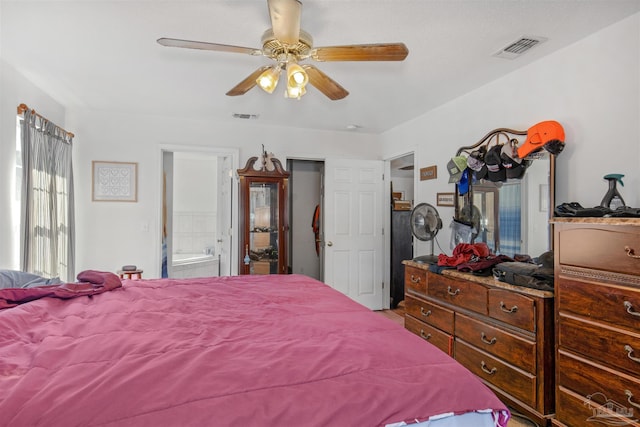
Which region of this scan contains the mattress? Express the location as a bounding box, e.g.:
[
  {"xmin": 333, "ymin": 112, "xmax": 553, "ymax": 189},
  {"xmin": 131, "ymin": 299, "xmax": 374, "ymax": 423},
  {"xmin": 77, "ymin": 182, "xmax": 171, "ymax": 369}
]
[{"xmin": 0, "ymin": 273, "xmax": 509, "ymax": 426}]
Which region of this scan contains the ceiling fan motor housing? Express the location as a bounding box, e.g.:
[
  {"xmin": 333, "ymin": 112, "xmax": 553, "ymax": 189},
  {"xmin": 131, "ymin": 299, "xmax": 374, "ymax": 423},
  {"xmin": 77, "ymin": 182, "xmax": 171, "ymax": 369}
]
[{"xmin": 261, "ymin": 29, "xmax": 313, "ymax": 61}]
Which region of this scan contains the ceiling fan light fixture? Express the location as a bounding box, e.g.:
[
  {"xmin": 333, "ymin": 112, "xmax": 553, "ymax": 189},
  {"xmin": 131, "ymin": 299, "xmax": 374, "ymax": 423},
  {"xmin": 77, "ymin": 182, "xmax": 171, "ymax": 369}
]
[
  {"xmin": 256, "ymin": 66, "xmax": 282, "ymax": 93},
  {"xmin": 286, "ymin": 62, "xmax": 308, "ymax": 89},
  {"xmin": 285, "ymin": 84, "xmax": 306, "ymax": 99}
]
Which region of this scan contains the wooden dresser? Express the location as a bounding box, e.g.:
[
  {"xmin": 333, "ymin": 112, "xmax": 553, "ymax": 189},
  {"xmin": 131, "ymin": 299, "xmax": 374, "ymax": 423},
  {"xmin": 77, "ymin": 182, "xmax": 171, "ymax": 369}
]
[
  {"xmin": 552, "ymin": 218, "xmax": 640, "ymax": 427},
  {"xmin": 403, "ymin": 261, "xmax": 555, "ymax": 426}
]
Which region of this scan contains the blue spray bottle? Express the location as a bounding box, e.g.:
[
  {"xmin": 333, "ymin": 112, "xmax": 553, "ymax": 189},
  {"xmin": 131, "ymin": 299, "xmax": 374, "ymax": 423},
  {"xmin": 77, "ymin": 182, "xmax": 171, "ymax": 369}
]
[{"xmin": 600, "ymin": 174, "xmax": 626, "ymax": 209}]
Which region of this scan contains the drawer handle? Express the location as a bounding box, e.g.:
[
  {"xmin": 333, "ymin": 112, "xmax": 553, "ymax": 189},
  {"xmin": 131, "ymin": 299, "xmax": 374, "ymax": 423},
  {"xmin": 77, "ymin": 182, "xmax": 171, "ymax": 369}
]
[
  {"xmin": 625, "ymin": 345, "xmax": 640, "ymax": 364},
  {"xmin": 625, "ymin": 246, "xmax": 640, "ymax": 259},
  {"xmin": 410, "ymin": 274, "xmax": 421, "ymax": 284},
  {"xmin": 480, "ymin": 361, "xmax": 497, "ymax": 375},
  {"xmin": 625, "ymin": 390, "xmax": 640, "ymax": 410},
  {"xmin": 420, "ymin": 330, "xmax": 432, "ymax": 340},
  {"xmin": 480, "ymin": 332, "xmax": 497, "ymax": 345},
  {"xmin": 447, "ymin": 286, "xmax": 460, "ymax": 296},
  {"xmin": 420, "ymin": 307, "xmax": 432, "ymax": 317},
  {"xmin": 499, "ymin": 301, "xmax": 518, "ymax": 313},
  {"xmin": 624, "ymin": 301, "xmax": 640, "ymax": 318}
]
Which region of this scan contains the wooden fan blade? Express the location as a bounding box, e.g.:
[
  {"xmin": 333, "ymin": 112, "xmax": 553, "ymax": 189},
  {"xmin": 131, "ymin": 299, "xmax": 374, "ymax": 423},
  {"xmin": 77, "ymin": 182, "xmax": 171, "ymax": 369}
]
[
  {"xmin": 310, "ymin": 43, "xmax": 409, "ymax": 62},
  {"xmin": 302, "ymin": 65, "xmax": 349, "ymax": 100},
  {"xmin": 157, "ymin": 38, "xmax": 262, "ymax": 56},
  {"xmin": 267, "ymin": 0, "xmax": 301, "ymax": 46},
  {"xmin": 226, "ymin": 66, "xmax": 272, "ymax": 96}
]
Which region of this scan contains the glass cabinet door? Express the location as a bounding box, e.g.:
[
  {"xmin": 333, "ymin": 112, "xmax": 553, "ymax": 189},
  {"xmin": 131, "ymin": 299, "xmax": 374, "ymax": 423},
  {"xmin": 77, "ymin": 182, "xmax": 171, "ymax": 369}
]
[
  {"xmin": 237, "ymin": 155, "xmax": 289, "ymax": 275},
  {"xmin": 247, "ymin": 182, "xmax": 280, "ymax": 274}
]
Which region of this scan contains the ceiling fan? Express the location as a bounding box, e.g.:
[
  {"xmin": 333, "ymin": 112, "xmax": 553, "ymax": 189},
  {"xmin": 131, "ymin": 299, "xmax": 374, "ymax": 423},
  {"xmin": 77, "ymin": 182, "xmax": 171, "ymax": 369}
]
[{"xmin": 157, "ymin": 0, "xmax": 409, "ymax": 100}]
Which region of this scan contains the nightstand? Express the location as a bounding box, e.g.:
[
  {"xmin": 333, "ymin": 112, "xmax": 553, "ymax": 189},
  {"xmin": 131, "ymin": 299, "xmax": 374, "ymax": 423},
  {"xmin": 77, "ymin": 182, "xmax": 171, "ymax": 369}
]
[{"xmin": 117, "ymin": 270, "xmax": 143, "ymax": 280}]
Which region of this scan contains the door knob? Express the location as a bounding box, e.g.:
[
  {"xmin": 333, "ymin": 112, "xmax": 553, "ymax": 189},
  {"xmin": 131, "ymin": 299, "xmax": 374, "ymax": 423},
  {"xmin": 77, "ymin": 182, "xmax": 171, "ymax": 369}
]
[{"xmin": 327, "ymin": 241, "xmax": 333, "ymax": 247}]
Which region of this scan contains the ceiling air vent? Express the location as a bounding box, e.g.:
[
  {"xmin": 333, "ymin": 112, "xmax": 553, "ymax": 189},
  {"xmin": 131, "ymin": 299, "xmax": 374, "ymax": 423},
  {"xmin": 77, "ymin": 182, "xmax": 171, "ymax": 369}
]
[
  {"xmin": 494, "ymin": 36, "xmax": 547, "ymax": 60},
  {"xmin": 232, "ymin": 113, "xmax": 259, "ymax": 120}
]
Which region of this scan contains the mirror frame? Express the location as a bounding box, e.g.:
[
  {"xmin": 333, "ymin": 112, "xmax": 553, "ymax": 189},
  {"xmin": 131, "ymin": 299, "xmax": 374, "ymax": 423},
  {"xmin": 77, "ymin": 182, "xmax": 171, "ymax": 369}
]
[{"xmin": 453, "ymin": 128, "xmax": 556, "ymax": 253}]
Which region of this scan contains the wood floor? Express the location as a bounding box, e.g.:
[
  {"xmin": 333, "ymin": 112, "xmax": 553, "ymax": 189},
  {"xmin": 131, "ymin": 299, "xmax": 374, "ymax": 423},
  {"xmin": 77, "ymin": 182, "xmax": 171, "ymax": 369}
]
[{"xmin": 376, "ymin": 305, "xmax": 538, "ymax": 427}]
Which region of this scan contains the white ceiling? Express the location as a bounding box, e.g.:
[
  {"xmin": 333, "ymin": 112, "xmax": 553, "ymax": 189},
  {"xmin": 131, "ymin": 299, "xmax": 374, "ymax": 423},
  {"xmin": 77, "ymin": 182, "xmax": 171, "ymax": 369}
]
[{"xmin": 2, "ymin": 0, "xmax": 640, "ymax": 134}]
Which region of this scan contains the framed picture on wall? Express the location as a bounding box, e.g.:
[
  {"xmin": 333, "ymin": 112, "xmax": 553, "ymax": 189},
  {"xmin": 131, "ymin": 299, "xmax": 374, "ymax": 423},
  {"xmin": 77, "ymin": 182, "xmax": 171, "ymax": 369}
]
[
  {"xmin": 436, "ymin": 192, "xmax": 455, "ymax": 207},
  {"xmin": 92, "ymin": 161, "xmax": 138, "ymax": 202}
]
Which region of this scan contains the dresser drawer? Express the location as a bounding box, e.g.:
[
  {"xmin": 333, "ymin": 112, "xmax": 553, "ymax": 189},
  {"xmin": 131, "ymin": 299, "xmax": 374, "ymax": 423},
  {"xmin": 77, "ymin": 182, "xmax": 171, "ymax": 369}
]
[
  {"xmin": 456, "ymin": 313, "xmax": 536, "ymax": 373},
  {"xmin": 556, "ymin": 386, "xmax": 640, "ymax": 427},
  {"xmin": 558, "ymin": 226, "xmax": 640, "ymax": 276},
  {"xmin": 404, "ymin": 294, "xmax": 454, "ymax": 334},
  {"xmin": 405, "ymin": 265, "xmax": 427, "ymax": 295},
  {"xmin": 558, "ymin": 277, "xmax": 640, "ymax": 333},
  {"xmin": 487, "ymin": 289, "xmax": 536, "ymax": 332},
  {"xmin": 405, "ymin": 315, "xmax": 452, "ymax": 355},
  {"xmin": 455, "ymin": 340, "xmax": 536, "ymax": 408},
  {"xmin": 557, "ymin": 350, "xmax": 640, "ymax": 416},
  {"xmin": 428, "ymin": 272, "xmax": 487, "ymax": 314},
  {"xmin": 558, "ymin": 313, "xmax": 640, "ymax": 377}
]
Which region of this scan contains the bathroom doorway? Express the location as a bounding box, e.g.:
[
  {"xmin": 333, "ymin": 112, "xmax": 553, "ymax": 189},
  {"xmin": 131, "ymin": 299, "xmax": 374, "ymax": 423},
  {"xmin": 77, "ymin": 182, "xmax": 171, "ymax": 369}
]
[{"xmin": 161, "ymin": 147, "xmax": 238, "ymax": 278}]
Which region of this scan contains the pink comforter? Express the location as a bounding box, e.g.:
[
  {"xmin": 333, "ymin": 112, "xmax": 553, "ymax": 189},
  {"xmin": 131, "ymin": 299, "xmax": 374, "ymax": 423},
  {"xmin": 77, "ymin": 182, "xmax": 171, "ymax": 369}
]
[{"xmin": 0, "ymin": 274, "xmax": 509, "ymax": 426}]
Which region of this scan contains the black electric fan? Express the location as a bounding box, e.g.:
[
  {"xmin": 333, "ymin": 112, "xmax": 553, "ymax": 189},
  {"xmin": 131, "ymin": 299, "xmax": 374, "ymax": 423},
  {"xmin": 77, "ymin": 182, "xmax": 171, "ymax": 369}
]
[{"xmin": 410, "ymin": 203, "xmax": 443, "ymax": 264}]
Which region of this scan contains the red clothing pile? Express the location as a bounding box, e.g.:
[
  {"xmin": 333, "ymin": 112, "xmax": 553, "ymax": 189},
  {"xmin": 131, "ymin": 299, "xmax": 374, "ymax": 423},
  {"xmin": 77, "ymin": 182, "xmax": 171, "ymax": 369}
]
[{"xmin": 438, "ymin": 242, "xmax": 491, "ymax": 267}]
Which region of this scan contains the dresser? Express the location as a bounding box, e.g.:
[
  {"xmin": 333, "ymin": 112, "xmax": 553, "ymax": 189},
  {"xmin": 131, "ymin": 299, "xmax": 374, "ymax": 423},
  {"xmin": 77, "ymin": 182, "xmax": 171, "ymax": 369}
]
[
  {"xmin": 403, "ymin": 261, "xmax": 555, "ymax": 426},
  {"xmin": 552, "ymin": 218, "xmax": 640, "ymax": 427}
]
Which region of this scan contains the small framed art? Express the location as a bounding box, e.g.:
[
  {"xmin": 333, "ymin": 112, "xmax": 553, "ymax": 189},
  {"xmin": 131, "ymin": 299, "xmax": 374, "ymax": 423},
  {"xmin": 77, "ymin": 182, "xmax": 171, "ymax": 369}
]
[
  {"xmin": 92, "ymin": 161, "xmax": 138, "ymax": 202},
  {"xmin": 420, "ymin": 165, "xmax": 437, "ymax": 181},
  {"xmin": 436, "ymin": 192, "xmax": 455, "ymax": 207}
]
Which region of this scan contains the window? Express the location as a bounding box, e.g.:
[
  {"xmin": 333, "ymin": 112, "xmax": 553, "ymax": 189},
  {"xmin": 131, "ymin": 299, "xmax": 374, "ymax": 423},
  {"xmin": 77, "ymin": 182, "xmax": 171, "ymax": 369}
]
[{"xmin": 17, "ymin": 107, "xmax": 75, "ymax": 281}]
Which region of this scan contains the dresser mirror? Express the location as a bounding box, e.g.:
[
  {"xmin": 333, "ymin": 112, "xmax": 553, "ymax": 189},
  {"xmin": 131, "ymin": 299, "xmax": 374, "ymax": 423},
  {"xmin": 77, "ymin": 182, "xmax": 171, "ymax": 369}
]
[{"xmin": 454, "ymin": 130, "xmax": 555, "ymax": 258}]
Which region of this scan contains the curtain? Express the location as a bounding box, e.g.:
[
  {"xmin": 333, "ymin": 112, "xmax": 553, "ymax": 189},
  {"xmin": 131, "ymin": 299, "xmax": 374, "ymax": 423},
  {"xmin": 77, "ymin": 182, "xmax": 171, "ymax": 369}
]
[
  {"xmin": 20, "ymin": 109, "xmax": 75, "ymax": 282},
  {"xmin": 498, "ymin": 182, "xmax": 521, "ymax": 256}
]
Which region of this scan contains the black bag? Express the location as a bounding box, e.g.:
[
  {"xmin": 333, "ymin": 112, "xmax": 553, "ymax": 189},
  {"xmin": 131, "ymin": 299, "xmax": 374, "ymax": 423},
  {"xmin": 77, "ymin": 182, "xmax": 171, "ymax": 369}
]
[
  {"xmin": 493, "ymin": 261, "xmax": 554, "ymax": 292},
  {"xmin": 457, "ymin": 255, "xmax": 513, "ymax": 276}
]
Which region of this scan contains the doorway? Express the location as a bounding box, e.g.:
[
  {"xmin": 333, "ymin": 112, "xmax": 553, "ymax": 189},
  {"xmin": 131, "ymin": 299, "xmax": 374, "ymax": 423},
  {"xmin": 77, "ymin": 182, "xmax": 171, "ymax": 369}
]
[
  {"xmin": 160, "ymin": 147, "xmax": 238, "ymax": 278},
  {"xmin": 388, "ymin": 153, "xmax": 415, "ymax": 308},
  {"xmin": 287, "ymin": 159, "xmax": 323, "ymax": 281},
  {"xmin": 288, "ymin": 158, "xmax": 386, "ymax": 310}
]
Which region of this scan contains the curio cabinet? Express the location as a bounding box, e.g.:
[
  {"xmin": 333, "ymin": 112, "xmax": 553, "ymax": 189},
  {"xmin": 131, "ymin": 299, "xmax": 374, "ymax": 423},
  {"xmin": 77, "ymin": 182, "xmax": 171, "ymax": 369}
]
[{"xmin": 237, "ymin": 156, "xmax": 289, "ymax": 275}]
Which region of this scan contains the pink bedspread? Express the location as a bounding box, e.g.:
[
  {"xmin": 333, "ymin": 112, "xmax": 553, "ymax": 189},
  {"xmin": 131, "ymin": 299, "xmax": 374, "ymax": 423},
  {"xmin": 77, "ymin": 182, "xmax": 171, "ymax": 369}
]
[{"xmin": 0, "ymin": 274, "xmax": 509, "ymax": 426}]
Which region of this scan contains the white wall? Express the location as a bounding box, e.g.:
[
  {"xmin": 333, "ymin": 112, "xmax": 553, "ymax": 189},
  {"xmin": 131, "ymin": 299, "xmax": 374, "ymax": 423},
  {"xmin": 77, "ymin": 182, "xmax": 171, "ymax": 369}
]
[
  {"xmin": 0, "ymin": 60, "xmax": 67, "ymax": 270},
  {"xmin": 381, "ymin": 13, "xmax": 640, "ymax": 256},
  {"xmin": 173, "ymin": 155, "xmax": 217, "ymax": 213},
  {"xmin": 67, "ymin": 109, "xmax": 383, "ymax": 277}
]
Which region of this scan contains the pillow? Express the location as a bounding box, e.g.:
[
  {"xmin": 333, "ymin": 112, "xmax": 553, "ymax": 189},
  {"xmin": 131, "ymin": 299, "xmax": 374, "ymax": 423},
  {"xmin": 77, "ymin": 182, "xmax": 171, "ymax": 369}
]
[{"xmin": 0, "ymin": 270, "xmax": 63, "ymax": 289}]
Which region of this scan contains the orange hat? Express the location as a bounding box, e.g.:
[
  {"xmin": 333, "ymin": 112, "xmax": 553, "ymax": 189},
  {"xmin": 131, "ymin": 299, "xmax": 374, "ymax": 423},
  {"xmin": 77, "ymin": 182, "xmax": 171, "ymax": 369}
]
[{"xmin": 517, "ymin": 120, "xmax": 565, "ymax": 159}]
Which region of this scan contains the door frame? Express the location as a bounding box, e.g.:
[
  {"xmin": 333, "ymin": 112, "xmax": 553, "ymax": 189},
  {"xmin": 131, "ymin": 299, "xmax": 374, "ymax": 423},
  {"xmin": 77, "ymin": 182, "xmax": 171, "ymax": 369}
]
[
  {"xmin": 384, "ymin": 150, "xmax": 416, "ymax": 309},
  {"xmin": 286, "ymin": 156, "xmax": 325, "ymax": 281},
  {"xmin": 157, "ymin": 145, "xmax": 239, "ymax": 278}
]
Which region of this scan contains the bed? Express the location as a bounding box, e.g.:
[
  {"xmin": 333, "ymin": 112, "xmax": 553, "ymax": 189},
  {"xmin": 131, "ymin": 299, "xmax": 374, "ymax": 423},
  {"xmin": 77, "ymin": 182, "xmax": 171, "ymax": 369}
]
[{"xmin": 0, "ymin": 272, "xmax": 510, "ymax": 426}]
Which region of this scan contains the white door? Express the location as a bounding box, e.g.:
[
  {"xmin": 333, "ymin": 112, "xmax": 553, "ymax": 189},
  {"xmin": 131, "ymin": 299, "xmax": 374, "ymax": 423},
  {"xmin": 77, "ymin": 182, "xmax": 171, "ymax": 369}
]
[
  {"xmin": 217, "ymin": 155, "xmax": 233, "ymax": 276},
  {"xmin": 323, "ymin": 159, "xmax": 385, "ymax": 310}
]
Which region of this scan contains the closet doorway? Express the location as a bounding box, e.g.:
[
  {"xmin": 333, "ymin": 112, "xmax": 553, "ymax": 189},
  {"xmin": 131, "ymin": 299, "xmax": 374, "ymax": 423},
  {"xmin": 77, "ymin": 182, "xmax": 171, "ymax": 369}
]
[
  {"xmin": 289, "ymin": 157, "xmax": 386, "ymax": 310},
  {"xmin": 287, "ymin": 159, "xmax": 323, "ymax": 281}
]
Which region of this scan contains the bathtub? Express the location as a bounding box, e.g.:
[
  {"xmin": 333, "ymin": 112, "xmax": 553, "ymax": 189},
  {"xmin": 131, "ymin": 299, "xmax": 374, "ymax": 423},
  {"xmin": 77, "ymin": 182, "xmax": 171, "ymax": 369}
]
[{"xmin": 171, "ymin": 253, "xmax": 218, "ymax": 278}]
